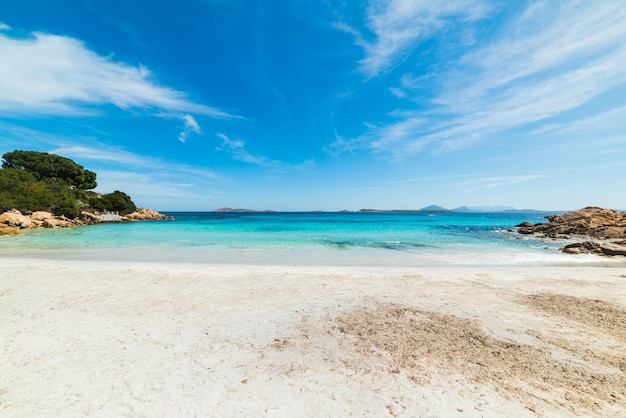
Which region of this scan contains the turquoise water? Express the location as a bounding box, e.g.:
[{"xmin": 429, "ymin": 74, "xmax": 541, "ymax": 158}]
[{"xmin": 0, "ymin": 211, "xmax": 611, "ymax": 266}]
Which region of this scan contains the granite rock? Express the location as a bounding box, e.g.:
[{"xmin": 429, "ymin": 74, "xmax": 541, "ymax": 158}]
[{"xmin": 517, "ymin": 207, "xmax": 626, "ymax": 257}]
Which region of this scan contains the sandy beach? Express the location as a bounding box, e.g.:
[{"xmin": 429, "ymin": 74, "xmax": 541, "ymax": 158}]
[{"xmin": 1, "ymin": 258, "xmax": 625, "ymax": 417}]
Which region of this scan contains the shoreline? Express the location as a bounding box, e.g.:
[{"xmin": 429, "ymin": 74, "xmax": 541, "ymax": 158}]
[
  {"xmin": 2, "ymin": 259, "xmax": 625, "ymax": 416},
  {"xmin": 0, "ymin": 208, "xmax": 169, "ymax": 236}
]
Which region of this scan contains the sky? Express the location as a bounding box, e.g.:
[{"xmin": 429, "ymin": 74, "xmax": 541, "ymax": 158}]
[{"xmin": 1, "ymin": 0, "xmax": 625, "ymax": 211}]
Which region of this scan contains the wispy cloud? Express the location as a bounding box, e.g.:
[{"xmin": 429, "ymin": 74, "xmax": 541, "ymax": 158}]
[
  {"xmin": 178, "ymin": 114, "xmax": 201, "ymax": 143},
  {"xmin": 356, "ymin": 0, "xmax": 489, "ymax": 78},
  {"xmin": 215, "ymin": 133, "xmax": 283, "ymax": 167},
  {"xmin": 334, "ymin": 1, "xmax": 626, "ymax": 160},
  {"xmin": 386, "ymin": 174, "xmax": 477, "ymax": 185},
  {"xmin": 0, "ymin": 31, "xmax": 234, "ymax": 118},
  {"xmin": 50, "ymin": 144, "xmax": 220, "ymax": 179},
  {"xmin": 475, "ymin": 175, "xmax": 544, "ymax": 189},
  {"xmin": 0, "ymin": 22, "xmax": 11, "ymax": 31},
  {"xmin": 460, "ymin": 174, "xmax": 545, "ymax": 192},
  {"xmin": 532, "ymin": 106, "xmax": 626, "ymax": 137}
]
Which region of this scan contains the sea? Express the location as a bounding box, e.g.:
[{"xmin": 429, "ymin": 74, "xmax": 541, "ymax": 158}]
[{"xmin": 0, "ymin": 211, "xmax": 616, "ymax": 267}]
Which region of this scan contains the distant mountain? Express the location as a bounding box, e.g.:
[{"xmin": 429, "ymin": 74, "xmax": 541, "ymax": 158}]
[
  {"xmin": 452, "ymin": 205, "xmax": 517, "ymax": 212},
  {"xmin": 452, "ymin": 206, "xmax": 477, "ymax": 213},
  {"xmin": 420, "ymin": 205, "xmax": 449, "ymax": 211},
  {"xmin": 501, "ymin": 209, "xmax": 551, "ymax": 213},
  {"xmin": 359, "ymin": 205, "xmax": 543, "ymax": 213},
  {"xmin": 213, "ymin": 208, "xmax": 276, "ymax": 212}
]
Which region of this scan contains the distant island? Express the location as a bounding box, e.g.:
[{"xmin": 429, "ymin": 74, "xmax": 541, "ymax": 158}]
[
  {"xmin": 358, "ymin": 206, "xmax": 548, "ymax": 213},
  {"xmin": 420, "ymin": 205, "xmax": 548, "ymax": 213},
  {"xmin": 211, "ymin": 206, "xmax": 551, "ymax": 214},
  {"xmin": 213, "ymin": 208, "xmax": 277, "ymax": 213}
]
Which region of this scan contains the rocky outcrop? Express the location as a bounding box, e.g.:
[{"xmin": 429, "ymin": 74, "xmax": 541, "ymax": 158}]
[
  {"xmin": 43, "ymin": 218, "xmax": 74, "ymax": 228},
  {"xmin": 516, "ymin": 207, "xmax": 626, "ymax": 239},
  {"xmin": 30, "ymin": 211, "xmax": 54, "ymax": 222},
  {"xmin": 0, "ymin": 208, "xmax": 170, "ymax": 235},
  {"xmin": 516, "ymin": 207, "xmax": 626, "ymax": 257},
  {"xmin": 123, "ymin": 208, "xmax": 171, "ymax": 221},
  {"xmin": 0, "ymin": 210, "xmax": 87, "ymax": 233},
  {"xmin": 0, "ymin": 211, "xmax": 34, "ymax": 229}
]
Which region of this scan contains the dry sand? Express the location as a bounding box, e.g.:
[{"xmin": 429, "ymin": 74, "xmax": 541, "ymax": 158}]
[{"xmin": 1, "ymin": 258, "xmax": 625, "ymax": 417}]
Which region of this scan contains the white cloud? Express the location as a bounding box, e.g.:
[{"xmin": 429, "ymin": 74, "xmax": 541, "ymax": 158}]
[
  {"xmin": 337, "ymin": 1, "xmax": 626, "ymax": 159},
  {"xmin": 533, "ymin": 106, "xmax": 626, "ymax": 136},
  {"xmin": 358, "ymin": 0, "xmax": 489, "ymax": 77},
  {"xmin": 0, "ymin": 23, "xmax": 11, "ymax": 31},
  {"xmin": 481, "ymin": 175, "xmax": 544, "ymax": 189},
  {"xmin": 460, "ymin": 174, "xmax": 545, "ymax": 192},
  {"xmin": 215, "ymin": 133, "xmax": 283, "ymax": 167},
  {"xmin": 50, "ymin": 144, "xmax": 220, "ymax": 179},
  {"xmin": 178, "ymin": 114, "xmax": 202, "ymax": 143},
  {"xmin": 0, "ymin": 31, "xmax": 233, "ymax": 118},
  {"xmin": 18, "ymin": 141, "xmax": 226, "ymax": 209}
]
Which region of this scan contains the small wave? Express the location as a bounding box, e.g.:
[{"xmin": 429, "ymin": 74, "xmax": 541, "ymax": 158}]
[{"xmin": 319, "ymin": 239, "xmax": 429, "ymax": 251}]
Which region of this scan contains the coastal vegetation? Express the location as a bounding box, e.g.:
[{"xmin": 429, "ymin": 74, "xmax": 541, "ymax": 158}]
[{"xmin": 0, "ymin": 150, "xmax": 136, "ymax": 217}]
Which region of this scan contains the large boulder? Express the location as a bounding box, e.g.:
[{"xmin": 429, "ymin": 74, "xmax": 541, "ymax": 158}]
[
  {"xmin": 43, "ymin": 218, "xmax": 72, "ymax": 228},
  {"xmin": 600, "ymin": 242, "xmax": 626, "ymax": 256},
  {"xmin": 0, "ymin": 211, "xmax": 34, "ymax": 228},
  {"xmin": 0, "ymin": 224, "xmax": 21, "ymax": 235},
  {"xmin": 80, "ymin": 211, "xmax": 102, "ymax": 224},
  {"xmin": 124, "ymin": 208, "xmax": 168, "ymax": 221},
  {"xmin": 562, "ymin": 241, "xmax": 626, "ymax": 257},
  {"xmin": 30, "ymin": 211, "xmax": 54, "ymax": 221}
]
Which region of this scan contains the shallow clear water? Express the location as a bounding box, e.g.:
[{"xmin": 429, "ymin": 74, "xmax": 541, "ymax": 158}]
[{"xmin": 0, "ymin": 211, "xmax": 612, "ymax": 266}]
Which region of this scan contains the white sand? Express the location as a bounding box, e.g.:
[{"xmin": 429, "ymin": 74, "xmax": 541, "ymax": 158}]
[{"xmin": 1, "ymin": 258, "xmax": 625, "ymax": 417}]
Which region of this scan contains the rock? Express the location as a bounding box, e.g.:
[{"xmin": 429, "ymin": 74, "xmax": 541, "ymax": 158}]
[
  {"xmin": 0, "ymin": 224, "xmax": 21, "ymax": 235},
  {"xmin": 30, "ymin": 211, "xmax": 54, "ymax": 221},
  {"xmin": 561, "ymin": 242, "xmax": 602, "ymax": 255},
  {"xmin": 535, "ymin": 207, "xmax": 626, "ymax": 239},
  {"xmin": 0, "ymin": 207, "xmax": 167, "ymax": 236},
  {"xmin": 561, "ymin": 241, "xmax": 626, "ymax": 257},
  {"xmin": 0, "ymin": 211, "xmax": 34, "ymax": 228},
  {"xmin": 518, "ymin": 207, "xmax": 626, "ymax": 239},
  {"xmin": 515, "ymin": 222, "xmax": 535, "ymax": 235},
  {"xmin": 515, "ymin": 222, "xmax": 534, "ymax": 228},
  {"xmin": 43, "ymin": 218, "xmax": 72, "ymax": 228},
  {"xmin": 600, "ymin": 242, "xmax": 626, "ymax": 256},
  {"xmin": 80, "ymin": 211, "xmax": 102, "ymax": 224},
  {"xmin": 124, "ymin": 208, "xmax": 168, "ymax": 221},
  {"xmin": 520, "ymin": 207, "xmax": 626, "ymax": 257}
]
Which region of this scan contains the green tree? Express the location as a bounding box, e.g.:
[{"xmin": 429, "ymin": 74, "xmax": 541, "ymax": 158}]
[
  {"xmin": 0, "ymin": 168, "xmax": 40, "ymax": 212},
  {"xmin": 0, "ymin": 168, "xmax": 79, "ymax": 216},
  {"xmin": 0, "ymin": 150, "xmax": 142, "ymax": 218},
  {"xmin": 2, "ymin": 150, "xmax": 97, "ymax": 190},
  {"xmin": 77, "ymin": 169, "xmax": 97, "ymax": 190},
  {"xmin": 102, "ymin": 190, "xmax": 137, "ymax": 215}
]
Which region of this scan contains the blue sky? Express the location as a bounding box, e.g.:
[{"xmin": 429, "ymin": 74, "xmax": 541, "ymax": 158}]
[{"xmin": 1, "ymin": 1, "xmax": 625, "ymax": 211}]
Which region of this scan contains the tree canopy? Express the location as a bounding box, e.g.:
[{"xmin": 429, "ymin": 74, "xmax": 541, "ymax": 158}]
[
  {"xmin": 0, "ymin": 150, "xmax": 137, "ymax": 217},
  {"xmin": 2, "ymin": 150, "xmax": 97, "ymax": 190}
]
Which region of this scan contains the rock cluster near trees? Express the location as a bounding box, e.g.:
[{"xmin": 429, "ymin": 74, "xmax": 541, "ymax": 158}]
[
  {"xmin": 123, "ymin": 208, "xmax": 170, "ymax": 221},
  {"xmin": 516, "ymin": 207, "xmax": 626, "ymax": 257},
  {"xmin": 0, "ymin": 208, "xmax": 170, "ymax": 236}
]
